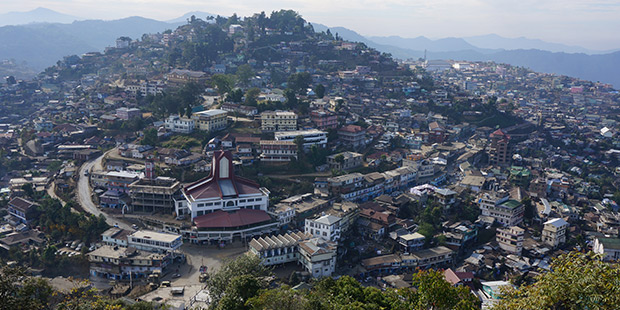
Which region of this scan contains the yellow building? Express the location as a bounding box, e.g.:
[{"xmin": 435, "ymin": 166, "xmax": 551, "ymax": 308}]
[
  {"xmin": 192, "ymin": 109, "xmax": 228, "ymax": 132},
  {"xmin": 260, "ymin": 110, "xmax": 297, "ymax": 132}
]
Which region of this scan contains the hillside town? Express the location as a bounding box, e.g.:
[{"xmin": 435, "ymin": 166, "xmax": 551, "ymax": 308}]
[{"xmin": 1, "ymin": 10, "xmax": 620, "ymax": 310}]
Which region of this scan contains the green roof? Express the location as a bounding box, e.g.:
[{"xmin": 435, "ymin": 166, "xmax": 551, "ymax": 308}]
[
  {"xmin": 500, "ymin": 199, "xmax": 522, "ymax": 209},
  {"xmin": 510, "ymin": 166, "xmax": 531, "ymax": 177},
  {"xmin": 599, "ymin": 238, "xmax": 620, "ymax": 250}
]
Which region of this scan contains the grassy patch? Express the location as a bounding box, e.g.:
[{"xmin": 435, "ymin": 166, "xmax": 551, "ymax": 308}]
[{"xmin": 162, "ymin": 135, "xmax": 201, "ymax": 150}]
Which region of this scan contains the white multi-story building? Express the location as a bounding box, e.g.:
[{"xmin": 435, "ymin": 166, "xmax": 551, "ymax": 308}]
[
  {"xmin": 477, "ymin": 191, "xmax": 524, "ymax": 226},
  {"xmin": 177, "ymin": 151, "xmax": 270, "ymax": 219},
  {"xmin": 249, "ymin": 231, "xmax": 310, "ymax": 266},
  {"xmin": 192, "ymin": 109, "xmax": 228, "ymax": 132},
  {"xmin": 542, "ymin": 218, "xmax": 569, "ymax": 248},
  {"xmin": 496, "ymin": 226, "xmax": 524, "ymax": 255},
  {"xmin": 260, "ymin": 110, "xmax": 297, "ymax": 132},
  {"xmin": 165, "ymin": 115, "xmax": 195, "ymax": 134},
  {"xmin": 101, "ymin": 227, "xmax": 131, "ymax": 247},
  {"xmin": 259, "ymin": 140, "xmax": 298, "ymax": 163},
  {"xmin": 275, "ymin": 129, "xmax": 327, "ymax": 151},
  {"xmin": 305, "ymin": 214, "xmax": 342, "ymax": 242},
  {"xmin": 298, "ymin": 238, "xmax": 337, "ymax": 277},
  {"xmin": 127, "ymin": 230, "xmax": 182, "ymax": 254},
  {"xmin": 268, "ymin": 204, "xmax": 296, "ymax": 227}
]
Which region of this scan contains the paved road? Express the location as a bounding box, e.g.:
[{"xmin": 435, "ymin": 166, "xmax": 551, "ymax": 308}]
[
  {"xmin": 46, "ymin": 181, "xmax": 81, "ymax": 213},
  {"xmin": 77, "ymin": 150, "xmax": 132, "ymax": 230}
]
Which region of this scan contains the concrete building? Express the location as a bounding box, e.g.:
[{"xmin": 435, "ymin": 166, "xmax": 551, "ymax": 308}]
[
  {"xmin": 310, "ymin": 110, "xmax": 338, "ymax": 130},
  {"xmin": 101, "ymin": 227, "xmax": 132, "ymax": 247},
  {"xmin": 177, "ymin": 151, "xmax": 270, "ymax": 219},
  {"xmin": 192, "ymin": 109, "xmax": 228, "ymax": 132},
  {"xmin": 89, "ymin": 245, "xmax": 169, "ymax": 280},
  {"xmin": 259, "ymin": 140, "xmax": 298, "ymax": 163},
  {"xmin": 188, "ymin": 209, "xmax": 279, "ymax": 244},
  {"xmin": 275, "ymin": 129, "xmax": 327, "ymax": 151},
  {"xmin": 327, "ymin": 151, "xmax": 363, "ymax": 171},
  {"xmin": 127, "ymin": 230, "xmax": 182, "ymax": 254},
  {"xmin": 542, "ymin": 218, "xmax": 569, "ymax": 248},
  {"xmin": 116, "ymin": 107, "xmax": 142, "ymax": 120},
  {"xmin": 338, "ymin": 125, "xmax": 366, "ymax": 148},
  {"xmin": 401, "ymin": 246, "xmax": 454, "ymax": 269},
  {"xmin": 167, "ymin": 69, "xmax": 208, "ymax": 84},
  {"xmin": 129, "ymin": 177, "xmax": 182, "ymax": 214},
  {"xmin": 7, "ymin": 197, "xmax": 38, "ymax": 225},
  {"xmin": 305, "ymin": 214, "xmax": 342, "ymax": 242},
  {"xmin": 165, "ymin": 115, "xmax": 195, "ymax": 134},
  {"xmin": 260, "ymin": 111, "xmax": 297, "ymax": 132},
  {"xmin": 496, "ymin": 226, "xmax": 524, "ymax": 255},
  {"xmin": 248, "ymin": 231, "xmax": 311, "ymax": 266},
  {"xmin": 273, "ymin": 193, "xmax": 330, "ymax": 228},
  {"xmin": 397, "ymin": 232, "xmax": 425, "ymax": 253},
  {"xmin": 105, "ymin": 171, "xmax": 142, "ymax": 194},
  {"xmin": 298, "ymin": 238, "xmax": 337, "ymax": 277},
  {"xmin": 477, "ymin": 191, "xmax": 524, "ymax": 226},
  {"xmin": 489, "ymin": 129, "xmax": 510, "ymax": 166}
]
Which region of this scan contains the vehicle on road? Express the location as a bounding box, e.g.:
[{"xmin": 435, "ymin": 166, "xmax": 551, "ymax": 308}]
[{"xmin": 172, "ymin": 273, "xmax": 181, "ymax": 278}]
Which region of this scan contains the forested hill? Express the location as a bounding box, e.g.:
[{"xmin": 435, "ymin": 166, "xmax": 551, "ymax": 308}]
[
  {"xmin": 41, "ymin": 9, "xmax": 414, "ymax": 88},
  {"xmin": 161, "ymin": 10, "xmax": 404, "ymax": 76}
]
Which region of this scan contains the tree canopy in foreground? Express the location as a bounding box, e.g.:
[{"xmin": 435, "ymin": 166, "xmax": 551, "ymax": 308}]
[{"xmin": 492, "ymin": 251, "xmax": 620, "ymax": 310}]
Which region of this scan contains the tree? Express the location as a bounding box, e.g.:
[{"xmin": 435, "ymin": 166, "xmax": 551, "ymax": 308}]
[
  {"xmin": 284, "ymin": 88, "xmax": 298, "ymax": 107},
  {"xmin": 492, "ymin": 251, "xmax": 620, "ymax": 310},
  {"xmin": 236, "ymin": 64, "xmax": 255, "ymax": 87},
  {"xmin": 521, "ymin": 197, "xmax": 535, "ymax": 220},
  {"xmin": 21, "ymin": 183, "xmax": 35, "ymax": 198},
  {"xmin": 403, "ymin": 269, "xmax": 480, "ymax": 310},
  {"xmin": 212, "ymin": 74, "xmax": 234, "ymax": 95},
  {"xmin": 217, "ymin": 275, "xmax": 264, "ymax": 310},
  {"xmin": 314, "ymin": 84, "xmax": 325, "ymax": 98},
  {"xmin": 287, "ymin": 72, "xmax": 311, "ymax": 95},
  {"xmin": 141, "ymin": 128, "xmax": 158, "ymax": 146},
  {"xmin": 6, "ymin": 75, "xmax": 16, "ymax": 85},
  {"xmin": 206, "ymin": 254, "xmax": 271, "ymax": 309},
  {"xmin": 0, "ymin": 266, "xmax": 54, "ymax": 310},
  {"xmin": 226, "ymin": 88, "xmax": 244, "ymax": 103},
  {"xmin": 245, "ymin": 88, "xmax": 261, "ymax": 106},
  {"xmin": 293, "ymin": 135, "xmax": 305, "ymax": 154},
  {"xmin": 246, "ymin": 286, "xmax": 309, "ymax": 310},
  {"xmin": 334, "ymin": 154, "xmax": 345, "ymax": 168}
]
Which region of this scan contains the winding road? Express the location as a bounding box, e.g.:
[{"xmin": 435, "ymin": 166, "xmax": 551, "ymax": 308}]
[{"xmin": 77, "ymin": 150, "xmax": 132, "ymax": 230}]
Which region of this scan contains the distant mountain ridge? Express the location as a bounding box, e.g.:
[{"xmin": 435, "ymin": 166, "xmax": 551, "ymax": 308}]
[
  {"xmin": 0, "ymin": 7, "xmax": 82, "ymax": 26},
  {"xmin": 0, "ymin": 16, "xmax": 184, "ymax": 72},
  {"xmin": 462, "ymin": 34, "xmax": 617, "ymax": 55}
]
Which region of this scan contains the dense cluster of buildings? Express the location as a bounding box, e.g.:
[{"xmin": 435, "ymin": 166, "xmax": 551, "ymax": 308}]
[{"xmin": 1, "ymin": 13, "xmax": 620, "ymax": 306}]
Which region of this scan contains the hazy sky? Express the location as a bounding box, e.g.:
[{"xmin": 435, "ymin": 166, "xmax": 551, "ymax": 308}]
[{"xmin": 3, "ymin": 0, "xmax": 620, "ymax": 50}]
